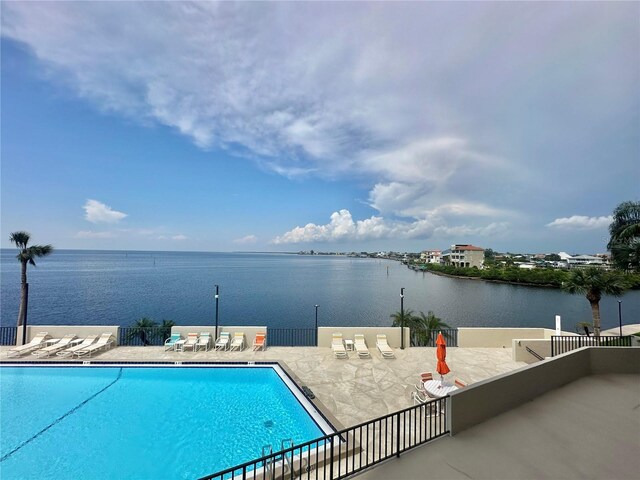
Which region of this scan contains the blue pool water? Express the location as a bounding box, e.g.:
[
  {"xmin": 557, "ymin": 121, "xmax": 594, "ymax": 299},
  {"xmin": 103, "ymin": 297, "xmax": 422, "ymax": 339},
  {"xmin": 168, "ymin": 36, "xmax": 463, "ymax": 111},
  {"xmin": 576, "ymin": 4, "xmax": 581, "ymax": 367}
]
[{"xmin": 0, "ymin": 366, "xmax": 327, "ymax": 479}]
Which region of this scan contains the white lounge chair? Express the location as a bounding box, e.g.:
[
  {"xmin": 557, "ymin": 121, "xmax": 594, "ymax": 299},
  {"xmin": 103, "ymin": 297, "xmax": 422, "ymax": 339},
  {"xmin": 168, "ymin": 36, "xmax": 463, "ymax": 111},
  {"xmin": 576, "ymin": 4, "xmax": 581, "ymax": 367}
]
[
  {"xmin": 74, "ymin": 333, "xmax": 114, "ymax": 358},
  {"xmin": 195, "ymin": 332, "xmax": 211, "ymax": 352},
  {"xmin": 32, "ymin": 334, "xmax": 77, "ymax": 358},
  {"xmin": 57, "ymin": 335, "xmax": 98, "ymax": 357},
  {"xmin": 164, "ymin": 333, "xmax": 182, "ymax": 351},
  {"xmin": 376, "ymin": 334, "xmax": 396, "ymax": 359},
  {"xmin": 412, "ymin": 390, "xmax": 428, "ymax": 406},
  {"xmin": 6, "ymin": 332, "xmax": 50, "ymax": 357},
  {"xmin": 182, "ymin": 333, "xmax": 199, "ymax": 352},
  {"xmin": 354, "ymin": 334, "xmax": 371, "ymax": 358},
  {"xmin": 215, "ymin": 332, "xmax": 230, "ymax": 350},
  {"xmin": 332, "ymin": 333, "xmax": 348, "ymax": 359},
  {"xmin": 229, "ymin": 332, "xmax": 245, "ymax": 351}
]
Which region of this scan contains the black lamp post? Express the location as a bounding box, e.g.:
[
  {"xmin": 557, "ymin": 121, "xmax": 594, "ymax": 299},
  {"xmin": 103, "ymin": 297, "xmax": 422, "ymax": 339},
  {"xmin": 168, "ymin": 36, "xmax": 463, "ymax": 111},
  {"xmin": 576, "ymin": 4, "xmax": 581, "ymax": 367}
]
[
  {"xmin": 618, "ymin": 301, "xmax": 623, "ymax": 337},
  {"xmin": 214, "ymin": 285, "xmax": 220, "ymax": 340},
  {"xmin": 400, "ymin": 287, "xmax": 405, "ymax": 350},
  {"xmin": 315, "ymin": 305, "xmax": 319, "ymax": 345},
  {"xmin": 21, "ymin": 283, "xmax": 29, "ymax": 345}
]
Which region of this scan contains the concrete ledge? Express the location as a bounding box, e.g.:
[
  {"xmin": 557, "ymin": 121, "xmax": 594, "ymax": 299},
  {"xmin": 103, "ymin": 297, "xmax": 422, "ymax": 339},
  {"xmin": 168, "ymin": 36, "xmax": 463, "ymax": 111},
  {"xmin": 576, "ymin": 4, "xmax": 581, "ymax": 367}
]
[
  {"xmin": 449, "ymin": 346, "xmax": 637, "ymax": 434},
  {"xmin": 458, "ymin": 327, "xmax": 575, "ymax": 348}
]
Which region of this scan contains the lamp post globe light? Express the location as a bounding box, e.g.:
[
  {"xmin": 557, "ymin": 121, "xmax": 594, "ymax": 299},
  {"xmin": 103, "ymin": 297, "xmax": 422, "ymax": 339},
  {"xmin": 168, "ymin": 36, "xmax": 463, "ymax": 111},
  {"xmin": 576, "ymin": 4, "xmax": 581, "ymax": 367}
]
[{"xmin": 400, "ymin": 287, "xmax": 405, "ymax": 350}]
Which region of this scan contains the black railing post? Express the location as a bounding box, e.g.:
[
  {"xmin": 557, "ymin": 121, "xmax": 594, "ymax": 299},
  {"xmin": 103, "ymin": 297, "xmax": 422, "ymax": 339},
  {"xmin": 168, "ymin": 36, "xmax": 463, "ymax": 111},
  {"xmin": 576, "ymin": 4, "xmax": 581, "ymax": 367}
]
[
  {"xmin": 329, "ymin": 436, "xmax": 334, "ymax": 479},
  {"xmin": 395, "ymin": 411, "xmax": 401, "ymax": 457}
]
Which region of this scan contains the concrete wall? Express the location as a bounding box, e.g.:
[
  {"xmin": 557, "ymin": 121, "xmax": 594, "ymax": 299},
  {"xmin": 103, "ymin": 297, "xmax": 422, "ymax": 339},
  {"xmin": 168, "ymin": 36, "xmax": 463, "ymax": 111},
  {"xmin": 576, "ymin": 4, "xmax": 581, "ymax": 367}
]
[
  {"xmin": 317, "ymin": 327, "xmax": 410, "ymax": 349},
  {"xmin": 512, "ymin": 338, "xmax": 552, "ymax": 363},
  {"xmin": 448, "ymin": 347, "xmax": 639, "ymax": 435},
  {"xmin": 17, "ymin": 325, "xmax": 120, "ymax": 345},
  {"xmin": 458, "ymin": 328, "xmax": 574, "ymax": 348},
  {"xmin": 589, "ymin": 347, "xmax": 640, "ymax": 374}
]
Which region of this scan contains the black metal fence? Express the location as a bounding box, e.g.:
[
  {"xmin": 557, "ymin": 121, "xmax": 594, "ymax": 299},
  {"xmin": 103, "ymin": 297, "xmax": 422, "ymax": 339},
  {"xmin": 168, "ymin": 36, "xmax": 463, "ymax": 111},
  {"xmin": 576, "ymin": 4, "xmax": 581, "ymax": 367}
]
[
  {"xmin": 199, "ymin": 396, "xmax": 449, "ymax": 480},
  {"xmin": 410, "ymin": 328, "xmax": 458, "ymax": 347},
  {"xmin": 0, "ymin": 327, "xmax": 17, "ymax": 346},
  {"xmin": 118, "ymin": 327, "xmax": 172, "ymax": 346},
  {"xmin": 268, "ymin": 328, "xmax": 317, "ymax": 347},
  {"xmin": 551, "ymin": 335, "xmax": 632, "ymax": 356}
]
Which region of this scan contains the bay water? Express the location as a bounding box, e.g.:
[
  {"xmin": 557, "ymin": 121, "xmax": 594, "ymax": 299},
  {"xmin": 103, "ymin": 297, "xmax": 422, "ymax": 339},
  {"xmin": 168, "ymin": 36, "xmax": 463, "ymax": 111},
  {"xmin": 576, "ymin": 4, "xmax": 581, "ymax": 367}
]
[{"xmin": 1, "ymin": 250, "xmax": 637, "ymax": 331}]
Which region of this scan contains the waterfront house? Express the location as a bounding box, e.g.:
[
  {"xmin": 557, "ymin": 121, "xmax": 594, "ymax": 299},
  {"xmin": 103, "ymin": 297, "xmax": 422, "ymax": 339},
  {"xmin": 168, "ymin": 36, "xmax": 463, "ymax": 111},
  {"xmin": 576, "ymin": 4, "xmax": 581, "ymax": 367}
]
[
  {"xmin": 420, "ymin": 249, "xmax": 441, "ymax": 264},
  {"xmin": 442, "ymin": 244, "xmax": 485, "ymax": 269}
]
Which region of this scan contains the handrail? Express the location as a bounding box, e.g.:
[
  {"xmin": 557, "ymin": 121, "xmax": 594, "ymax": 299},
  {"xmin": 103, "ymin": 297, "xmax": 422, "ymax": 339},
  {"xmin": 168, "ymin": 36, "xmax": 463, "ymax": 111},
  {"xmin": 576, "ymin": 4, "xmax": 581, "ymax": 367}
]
[
  {"xmin": 525, "ymin": 346, "xmax": 544, "ymax": 361},
  {"xmin": 551, "ymin": 335, "xmax": 632, "ymax": 357},
  {"xmin": 198, "ymin": 396, "xmax": 449, "ymax": 480}
]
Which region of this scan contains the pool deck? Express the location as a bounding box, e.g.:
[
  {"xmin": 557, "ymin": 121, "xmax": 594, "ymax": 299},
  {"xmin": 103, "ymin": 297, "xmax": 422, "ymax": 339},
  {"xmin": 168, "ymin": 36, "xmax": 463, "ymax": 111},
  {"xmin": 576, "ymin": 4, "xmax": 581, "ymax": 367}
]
[{"xmin": 1, "ymin": 345, "xmax": 526, "ymax": 428}]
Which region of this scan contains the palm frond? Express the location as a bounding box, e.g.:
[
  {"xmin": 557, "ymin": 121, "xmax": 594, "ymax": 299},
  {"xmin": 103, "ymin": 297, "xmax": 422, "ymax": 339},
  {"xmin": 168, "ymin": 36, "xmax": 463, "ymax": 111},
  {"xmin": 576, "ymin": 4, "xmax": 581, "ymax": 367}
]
[{"xmin": 9, "ymin": 231, "xmax": 30, "ymax": 249}]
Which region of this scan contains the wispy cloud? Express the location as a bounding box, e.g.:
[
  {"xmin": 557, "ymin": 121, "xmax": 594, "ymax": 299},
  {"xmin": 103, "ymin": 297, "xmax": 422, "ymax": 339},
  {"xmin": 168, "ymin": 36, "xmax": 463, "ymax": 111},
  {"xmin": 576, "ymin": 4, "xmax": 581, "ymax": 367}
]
[
  {"xmin": 75, "ymin": 230, "xmax": 116, "ymax": 239},
  {"xmin": 171, "ymin": 234, "xmax": 188, "ymax": 241},
  {"xmin": 234, "ymin": 234, "xmax": 258, "ymax": 244},
  {"xmin": 546, "ymin": 215, "xmax": 612, "ymax": 230},
  {"xmin": 83, "ymin": 199, "xmax": 127, "ymax": 224}
]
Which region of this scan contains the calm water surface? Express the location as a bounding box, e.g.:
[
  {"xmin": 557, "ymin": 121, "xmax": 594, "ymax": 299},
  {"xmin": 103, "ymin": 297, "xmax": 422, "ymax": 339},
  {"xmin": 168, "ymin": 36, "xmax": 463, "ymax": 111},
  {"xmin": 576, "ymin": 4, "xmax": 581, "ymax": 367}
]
[{"xmin": 1, "ymin": 250, "xmax": 638, "ymax": 331}]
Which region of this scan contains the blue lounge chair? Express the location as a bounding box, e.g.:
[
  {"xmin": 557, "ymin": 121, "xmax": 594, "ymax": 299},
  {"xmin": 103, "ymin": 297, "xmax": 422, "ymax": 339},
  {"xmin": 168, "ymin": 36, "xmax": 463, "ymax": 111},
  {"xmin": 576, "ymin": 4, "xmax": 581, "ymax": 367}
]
[{"xmin": 164, "ymin": 333, "xmax": 182, "ymax": 351}]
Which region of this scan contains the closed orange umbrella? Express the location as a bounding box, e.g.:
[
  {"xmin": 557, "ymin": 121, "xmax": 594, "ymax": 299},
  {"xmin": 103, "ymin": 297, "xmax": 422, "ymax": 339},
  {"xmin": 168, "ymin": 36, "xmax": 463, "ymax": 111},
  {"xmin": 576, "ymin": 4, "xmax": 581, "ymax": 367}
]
[{"xmin": 436, "ymin": 332, "xmax": 450, "ymax": 382}]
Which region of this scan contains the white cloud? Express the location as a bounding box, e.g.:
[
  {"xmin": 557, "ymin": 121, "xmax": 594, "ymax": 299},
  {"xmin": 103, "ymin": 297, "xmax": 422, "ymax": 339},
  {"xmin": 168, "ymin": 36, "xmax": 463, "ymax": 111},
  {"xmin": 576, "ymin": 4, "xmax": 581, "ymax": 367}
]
[
  {"xmin": 83, "ymin": 199, "xmax": 127, "ymax": 224},
  {"xmin": 272, "ymin": 209, "xmax": 435, "ymax": 244},
  {"xmin": 75, "ymin": 230, "xmax": 116, "ymax": 239},
  {"xmin": 273, "ymin": 209, "xmax": 510, "ymax": 244},
  {"xmin": 158, "ymin": 233, "xmax": 188, "ymax": 240},
  {"xmin": 546, "ymin": 215, "xmax": 612, "ymax": 230},
  {"xmin": 234, "ymin": 235, "xmax": 258, "ymax": 244}
]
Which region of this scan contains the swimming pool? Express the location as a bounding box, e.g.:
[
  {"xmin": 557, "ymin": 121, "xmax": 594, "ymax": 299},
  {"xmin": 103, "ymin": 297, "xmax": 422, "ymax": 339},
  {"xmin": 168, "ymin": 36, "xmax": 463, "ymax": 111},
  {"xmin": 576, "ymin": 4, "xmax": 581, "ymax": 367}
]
[{"xmin": 0, "ymin": 364, "xmax": 331, "ymax": 479}]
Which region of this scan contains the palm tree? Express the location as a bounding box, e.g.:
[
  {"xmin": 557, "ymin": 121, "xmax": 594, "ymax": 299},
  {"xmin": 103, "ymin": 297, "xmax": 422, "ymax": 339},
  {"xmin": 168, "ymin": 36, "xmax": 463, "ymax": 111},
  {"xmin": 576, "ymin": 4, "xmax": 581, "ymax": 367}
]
[
  {"xmin": 607, "ymin": 201, "xmax": 640, "ymax": 272},
  {"xmin": 159, "ymin": 319, "xmax": 176, "ymax": 342},
  {"xmin": 126, "ymin": 317, "xmax": 157, "ymax": 346},
  {"xmin": 9, "ymin": 231, "xmax": 53, "ymax": 328},
  {"xmin": 391, "ymin": 309, "xmax": 451, "ymax": 346},
  {"xmin": 414, "ymin": 311, "xmax": 451, "ymax": 346},
  {"xmin": 390, "ymin": 309, "xmax": 416, "ymax": 328},
  {"xmin": 562, "ymin": 267, "xmax": 628, "ymax": 337}
]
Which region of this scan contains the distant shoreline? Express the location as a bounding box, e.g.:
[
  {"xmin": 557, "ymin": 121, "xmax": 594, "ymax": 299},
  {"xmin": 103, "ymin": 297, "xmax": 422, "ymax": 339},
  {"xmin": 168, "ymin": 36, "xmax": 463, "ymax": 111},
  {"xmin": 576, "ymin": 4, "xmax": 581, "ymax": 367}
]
[{"xmin": 417, "ymin": 268, "xmax": 560, "ymax": 289}]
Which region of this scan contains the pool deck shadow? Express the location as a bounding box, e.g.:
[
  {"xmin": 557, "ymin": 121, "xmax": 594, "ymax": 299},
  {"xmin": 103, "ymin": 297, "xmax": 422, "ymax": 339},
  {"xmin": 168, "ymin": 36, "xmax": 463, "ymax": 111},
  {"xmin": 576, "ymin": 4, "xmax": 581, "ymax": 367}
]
[{"xmin": 1, "ymin": 345, "xmax": 526, "ymax": 428}]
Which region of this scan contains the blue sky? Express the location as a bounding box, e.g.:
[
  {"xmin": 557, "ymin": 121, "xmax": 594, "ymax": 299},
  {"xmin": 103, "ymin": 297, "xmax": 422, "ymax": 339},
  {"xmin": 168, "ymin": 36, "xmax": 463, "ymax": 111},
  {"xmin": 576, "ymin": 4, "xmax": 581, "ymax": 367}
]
[{"xmin": 1, "ymin": 2, "xmax": 638, "ymax": 253}]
